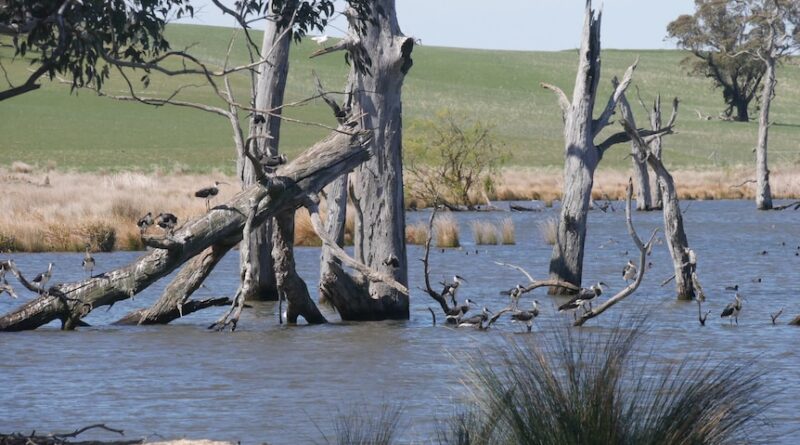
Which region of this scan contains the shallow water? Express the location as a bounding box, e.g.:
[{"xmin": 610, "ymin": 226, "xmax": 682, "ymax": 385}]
[{"xmin": 1, "ymin": 200, "xmax": 799, "ymax": 443}]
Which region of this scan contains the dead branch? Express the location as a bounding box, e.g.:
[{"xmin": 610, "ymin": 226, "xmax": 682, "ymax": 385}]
[
  {"xmin": 730, "ymin": 179, "xmax": 757, "ymax": 189},
  {"xmin": 771, "ymin": 308, "xmax": 784, "ymax": 324},
  {"xmin": 493, "ymin": 261, "xmax": 535, "ymax": 283},
  {"xmin": 305, "ymin": 196, "xmax": 409, "ymax": 297},
  {"xmin": 540, "ymin": 82, "xmax": 570, "ymax": 122},
  {"xmin": 420, "ymin": 208, "xmax": 451, "ymax": 314},
  {"xmin": 574, "ymin": 178, "xmax": 658, "ymax": 326},
  {"xmin": 772, "ymin": 201, "xmax": 800, "ymax": 211},
  {"xmin": 593, "ymin": 59, "xmax": 638, "ymax": 136}
]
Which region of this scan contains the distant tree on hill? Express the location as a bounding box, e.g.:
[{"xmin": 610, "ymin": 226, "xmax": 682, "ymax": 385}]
[{"xmin": 667, "ymin": 0, "xmax": 766, "ymax": 122}]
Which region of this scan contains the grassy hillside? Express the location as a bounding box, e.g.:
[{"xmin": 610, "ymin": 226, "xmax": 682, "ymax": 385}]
[{"xmin": 1, "ymin": 23, "xmax": 799, "ymax": 173}]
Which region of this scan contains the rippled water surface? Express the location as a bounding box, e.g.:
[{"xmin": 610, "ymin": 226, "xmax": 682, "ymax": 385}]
[{"xmin": 1, "ymin": 200, "xmax": 799, "ymax": 443}]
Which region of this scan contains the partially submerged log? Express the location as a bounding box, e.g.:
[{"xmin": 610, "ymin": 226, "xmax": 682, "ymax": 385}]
[{"xmin": 0, "ymin": 128, "xmax": 370, "ymax": 331}]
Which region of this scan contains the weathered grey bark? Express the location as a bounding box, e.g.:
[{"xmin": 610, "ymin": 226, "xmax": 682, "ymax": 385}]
[
  {"xmin": 236, "ymin": 3, "xmax": 295, "ymax": 300},
  {"xmin": 0, "ymin": 129, "xmax": 368, "ymax": 331},
  {"xmin": 318, "ymin": 175, "xmax": 348, "ymax": 304},
  {"xmin": 619, "ymin": 97, "xmax": 696, "ymax": 300},
  {"xmin": 648, "ymin": 95, "xmax": 665, "ymax": 209},
  {"xmin": 313, "ymin": 0, "xmax": 414, "ymax": 319},
  {"xmin": 541, "ymin": 0, "xmax": 636, "ymax": 294},
  {"xmin": 755, "ymin": 56, "xmax": 775, "ymax": 210},
  {"xmin": 114, "ymin": 240, "xmax": 236, "ymax": 325},
  {"xmin": 618, "ymin": 82, "xmax": 651, "ymax": 211}
]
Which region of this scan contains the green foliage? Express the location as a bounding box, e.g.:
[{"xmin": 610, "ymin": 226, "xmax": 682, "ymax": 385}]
[
  {"xmin": 667, "ymin": 0, "xmax": 800, "ymax": 121},
  {"xmin": 405, "ymin": 110, "xmax": 509, "ymax": 210}
]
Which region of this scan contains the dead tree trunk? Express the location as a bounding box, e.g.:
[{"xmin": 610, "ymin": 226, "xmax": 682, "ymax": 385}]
[
  {"xmin": 541, "ymin": 0, "xmax": 636, "ymax": 294},
  {"xmin": 0, "ymin": 129, "xmax": 368, "ymax": 331},
  {"xmin": 312, "ymin": 0, "xmax": 414, "ymax": 319},
  {"xmin": 619, "ymin": 96, "xmax": 696, "ymax": 300},
  {"xmin": 755, "ymin": 56, "xmax": 775, "ymax": 210},
  {"xmin": 318, "ymin": 175, "xmax": 348, "ymax": 306},
  {"xmin": 236, "ymin": 3, "xmax": 296, "ymax": 300},
  {"xmin": 114, "ymin": 240, "xmax": 236, "ymax": 325},
  {"xmin": 647, "ymin": 95, "xmax": 665, "ymax": 209},
  {"xmin": 619, "ymin": 83, "xmax": 650, "ymax": 211}
]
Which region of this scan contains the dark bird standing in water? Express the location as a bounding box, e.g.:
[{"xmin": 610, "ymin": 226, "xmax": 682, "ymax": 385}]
[{"xmin": 721, "ymin": 293, "xmax": 745, "ymax": 325}]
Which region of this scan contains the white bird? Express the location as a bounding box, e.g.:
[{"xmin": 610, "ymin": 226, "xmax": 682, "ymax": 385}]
[
  {"xmin": 82, "ymin": 245, "xmax": 96, "ymax": 278},
  {"xmin": 311, "ymin": 35, "xmax": 329, "ymax": 45},
  {"xmin": 445, "ymin": 298, "xmax": 474, "ymax": 324},
  {"xmin": 0, "ymin": 278, "xmax": 17, "ymax": 299},
  {"xmin": 441, "ymin": 275, "xmax": 466, "ymax": 306},
  {"xmin": 558, "ymin": 282, "xmax": 607, "ymax": 319},
  {"xmin": 622, "ymin": 260, "xmax": 637, "ymax": 283},
  {"xmin": 721, "ymin": 293, "xmax": 745, "ymax": 325},
  {"xmin": 458, "ymin": 307, "xmax": 492, "ymax": 329}
]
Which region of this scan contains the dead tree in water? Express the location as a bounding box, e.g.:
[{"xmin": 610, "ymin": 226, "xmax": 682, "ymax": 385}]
[
  {"xmin": 0, "ymin": 129, "xmax": 369, "ymax": 331},
  {"xmin": 312, "ymin": 0, "xmax": 415, "ymax": 320},
  {"xmin": 618, "ymin": 96, "xmax": 698, "ymax": 301},
  {"xmin": 574, "ymin": 179, "xmax": 658, "ymax": 326},
  {"xmin": 540, "ymin": 0, "xmax": 640, "ymax": 294}
]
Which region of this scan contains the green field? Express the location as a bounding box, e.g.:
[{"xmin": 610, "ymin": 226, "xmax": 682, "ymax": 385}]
[{"xmin": 1, "ymin": 23, "xmax": 799, "ymax": 173}]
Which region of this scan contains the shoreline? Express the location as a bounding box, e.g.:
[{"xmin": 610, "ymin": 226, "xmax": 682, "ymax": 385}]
[{"xmin": 1, "ymin": 166, "xmax": 797, "ymax": 253}]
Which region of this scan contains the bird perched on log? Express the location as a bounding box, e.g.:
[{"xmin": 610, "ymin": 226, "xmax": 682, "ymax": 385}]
[
  {"xmin": 721, "ymin": 293, "xmax": 745, "ymax": 325},
  {"xmin": 458, "ymin": 307, "xmax": 492, "ymax": 329},
  {"xmin": 137, "ymin": 212, "xmax": 154, "ymax": 234},
  {"xmin": 156, "ymin": 212, "xmax": 178, "ymax": 235},
  {"xmin": 82, "ymin": 244, "xmax": 95, "ymax": 278},
  {"xmin": 558, "ymin": 282, "xmax": 607, "ymax": 319},
  {"xmin": 194, "ymin": 181, "xmax": 227, "ymax": 210},
  {"xmin": 445, "ymin": 298, "xmax": 474, "ymax": 324},
  {"xmin": 32, "ymin": 262, "xmax": 53, "ymax": 292},
  {"xmin": 441, "ymin": 275, "xmax": 466, "ymax": 306},
  {"xmin": 511, "ymin": 300, "xmax": 540, "ymax": 332},
  {"xmin": 622, "ymin": 260, "xmax": 637, "ymax": 284}
]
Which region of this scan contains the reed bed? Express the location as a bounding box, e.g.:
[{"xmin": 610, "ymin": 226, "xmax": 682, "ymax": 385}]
[
  {"xmin": 538, "ymin": 216, "xmax": 558, "ymax": 246},
  {"xmin": 470, "ymin": 220, "xmax": 499, "ymax": 245},
  {"xmin": 500, "ymin": 218, "xmax": 515, "ymax": 245},
  {"xmin": 405, "ymin": 221, "xmax": 430, "ymax": 245},
  {"xmin": 434, "ymin": 213, "xmax": 460, "ymax": 248}
]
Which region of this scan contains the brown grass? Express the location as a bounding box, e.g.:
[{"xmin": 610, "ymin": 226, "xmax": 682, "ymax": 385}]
[
  {"xmin": 471, "ymin": 220, "xmax": 499, "ymax": 245},
  {"xmin": 405, "ymin": 221, "xmax": 429, "ymax": 245},
  {"xmin": 434, "ymin": 213, "xmax": 460, "ymax": 248},
  {"xmin": 500, "ymin": 217, "xmax": 515, "ymax": 245},
  {"xmin": 539, "ymin": 217, "xmax": 558, "ymax": 246}
]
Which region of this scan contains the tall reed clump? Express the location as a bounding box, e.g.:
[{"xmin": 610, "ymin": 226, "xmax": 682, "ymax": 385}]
[
  {"xmin": 406, "ymin": 221, "xmax": 429, "ymax": 245},
  {"xmin": 500, "ymin": 218, "xmax": 515, "ymax": 245},
  {"xmin": 471, "ymin": 220, "xmax": 498, "ymax": 245},
  {"xmin": 439, "ymin": 322, "xmax": 769, "ymax": 445},
  {"xmin": 434, "ymin": 213, "xmax": 460, "ymax": 248},
  {"xmin": 538, "ymin": 216, "xmax": 558, "ymax": 246},
  {"xmin": 323, "ymin": 404, "xmax": 404, "ymax": 445}
]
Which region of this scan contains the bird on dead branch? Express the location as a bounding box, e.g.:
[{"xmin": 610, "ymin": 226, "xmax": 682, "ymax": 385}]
[
  {"xmin": 458, "ymin": 307, "xmax": 492, "ymax": 329},
  {"xmin": 511, "ymin": 300, "xmax": 540, "ymax": 332},
  {"xmin": 558, "ymin": 282, "xmax": 607, "ymax": 319},
  {"xmin": 82, "ymin": 244, "xmax": 95, "ymax": 278},
  {"xmin": 137, "ymin": 212, "xmax": 154, "ymax": 234},
  {"xmin": 622, "ymin": 260, "xmax": 637, "ymax": 284},
  {"xmin": 721, "ymin": 293, "xmax": 745, "ymax": 325},
  {"xmin": 156, "ymin": 212, "xmax": 178, "ymax": 235},
  {"xmin": 32, "ymin": 262, "xmax": 53, "ymax": 292},
  {"xmin": 195, "ymin": 181, "xmax": 228, "ymax": 210},
  {"xmin": 441, "ymin": 275, "xmax": 466, "ymax": 306},
  {"xmin": 445, "ymin": 298, "xmax": 474, "ymax": 324},
  {"xmin": 0, "ymin": 277, "xmax": 17, "ymax": 299}
]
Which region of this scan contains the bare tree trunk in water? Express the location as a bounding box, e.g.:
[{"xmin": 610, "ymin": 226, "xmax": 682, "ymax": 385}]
[
  {"xmin": 318, "ymin": 175, "xmax": 347, "ymax": 306},
  {"xmin": 313, "ymin": 0, "xmax": 414, "ymax": 319},
  {"xmin": 755, "ymin": 57, "xmax": 775, "ymax": 210},
  {"xmin": 619, "ymin": 95, "xmax": 696, "ymax": 300},
  {"xmin": 237, "ymin": 2, "xmax": 295, "ymax": 300},
  {"xmin": 541, "ymin": 0, "xmax": 636, "ymax": 294},
  {"xmin": 648, "ymin": 95, "xmax": 664, "ymax": 209}
]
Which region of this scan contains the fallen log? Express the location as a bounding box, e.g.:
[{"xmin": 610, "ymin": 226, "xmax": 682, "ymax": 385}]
[{"xmin": 0, "ymin": 128, "xmax": 370, "ymax": 331}]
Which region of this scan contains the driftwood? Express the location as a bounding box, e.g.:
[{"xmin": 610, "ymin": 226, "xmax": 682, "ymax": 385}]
[
  {"xmin": 542, "ymin": 0, "xmax": 638, "ymax": 294},
  {"xmin": 0, "ymin": 128, "xmax": 370, "ymax": 331},
  {"xmin": 574, "ymin": 179, "xmax": 658, "ymax": 326},
  {"xmin": 0, "ymin": 424, "xmax": 139, "ymax": 445}
]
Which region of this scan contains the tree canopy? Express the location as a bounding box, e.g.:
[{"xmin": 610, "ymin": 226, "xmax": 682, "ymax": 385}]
[{"xmin": 667, "ymin": 0, "xmax": 799, "ymax": 122}]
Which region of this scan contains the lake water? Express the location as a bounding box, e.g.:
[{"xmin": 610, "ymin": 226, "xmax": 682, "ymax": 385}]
[{"xmin": 1, "ymin": 200, "xmax": 799, "ymax": 443}]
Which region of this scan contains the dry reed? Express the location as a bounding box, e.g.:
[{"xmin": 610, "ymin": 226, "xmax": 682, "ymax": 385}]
[
  {"xmin": 471, "ymin": 220, "xmax": 499, "ymax": 245},
  {"xmin": 434, "ymin": 213, "xmax": 460, "ymax": 248},
  {"xmin": 405, "ymin": 221, "xmax": 429, "ymax": 245},
  {"xmin": 500, "ymin": 217, "xmax": 515, "ymax": 245},
  {"xmin": 538, "ymin": 217, "xmax": 558, "ymax": 246}
]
